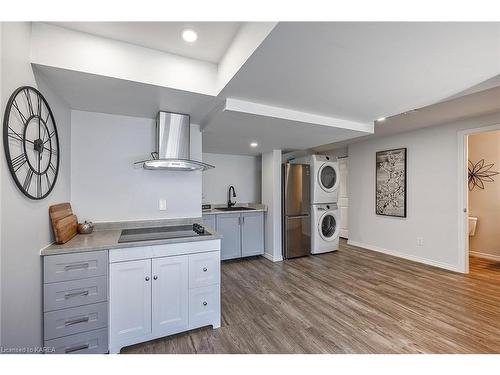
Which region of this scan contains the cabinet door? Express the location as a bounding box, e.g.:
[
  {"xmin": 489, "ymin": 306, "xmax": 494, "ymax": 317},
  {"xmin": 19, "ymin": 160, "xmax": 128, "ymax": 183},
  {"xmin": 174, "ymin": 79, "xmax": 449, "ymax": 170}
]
[
  {"xmin": 152, "ymin": 255, "xmax": 189, "ymax": 337},
  {"xmin": 216, "ymin": 213, "xmax": 242, "ymax": 260},
  {"xmin": 241, "ymin": 212, "xmax": 265, "ymax": 257},
  {"xmin": 109, "ymin": 259, "xmax": 151, "ymax": 346},
  {"xmin": 202, "ymin": 214, "xmax": 216, "ymax": 231}
]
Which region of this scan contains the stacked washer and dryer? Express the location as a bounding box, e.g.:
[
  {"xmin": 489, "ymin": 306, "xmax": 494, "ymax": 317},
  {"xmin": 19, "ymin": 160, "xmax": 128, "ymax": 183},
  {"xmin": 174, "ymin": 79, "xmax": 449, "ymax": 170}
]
[
  {"xmin": 309, "ymin": 155, "xmax": 340, "ymax": 254},
  {"xmin": 282, "ymin": 154, "xmax": 341, "ymax": 258}
]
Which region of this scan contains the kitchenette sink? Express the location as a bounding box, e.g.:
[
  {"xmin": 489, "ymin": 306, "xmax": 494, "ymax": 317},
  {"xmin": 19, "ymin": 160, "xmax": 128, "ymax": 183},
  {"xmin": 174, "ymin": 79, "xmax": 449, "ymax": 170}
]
[{"xmin": 215, "ymin": 207, "xmax": 256, "ymax": 212}]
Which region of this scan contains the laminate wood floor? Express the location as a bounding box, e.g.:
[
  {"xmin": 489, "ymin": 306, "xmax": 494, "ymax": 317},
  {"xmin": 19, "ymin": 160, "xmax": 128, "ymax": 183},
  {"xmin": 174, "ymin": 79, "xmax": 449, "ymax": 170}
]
[{"xmin": 122, "ymin": 240, "xmax": 500, "ymax": 354}]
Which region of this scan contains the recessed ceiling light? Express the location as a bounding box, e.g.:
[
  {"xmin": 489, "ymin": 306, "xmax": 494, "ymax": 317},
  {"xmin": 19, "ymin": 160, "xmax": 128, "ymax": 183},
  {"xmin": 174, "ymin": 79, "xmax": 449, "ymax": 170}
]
[
  {"xmin": 182, "ymin": 29, "xmax": 198, "ymax": 43},
  {"xmin": 250, "ymin": 142, "xmax": 258, "ymax": 148},
  {"xmin": 376, "ymin": 117, "xmax": 386, "ymax": 122}
]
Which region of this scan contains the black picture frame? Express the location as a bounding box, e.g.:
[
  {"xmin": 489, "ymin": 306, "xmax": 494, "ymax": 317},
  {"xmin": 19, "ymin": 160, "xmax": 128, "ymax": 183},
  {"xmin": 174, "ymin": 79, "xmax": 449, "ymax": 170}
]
[{"xmin": 375, "ymin": 147, "xmax": 407, "ymax": 218}]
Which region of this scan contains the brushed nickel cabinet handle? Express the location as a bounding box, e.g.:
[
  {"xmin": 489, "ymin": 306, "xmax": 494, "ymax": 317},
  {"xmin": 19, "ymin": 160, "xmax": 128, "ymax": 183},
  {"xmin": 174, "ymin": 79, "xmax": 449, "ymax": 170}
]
[
  {"xmin": 64, "ymin": 262, "xmax": 90, "ymax": 271},
  {"xmin": 145, "ymin": 276, "xmax": 150, "ymax": 281},
  {"xmin": 64, "ymin": 290, "xmax": 89, "ymax": 299},
  {"xmin": 64, "ymin": 316, "xmax": 89, "ymax": 326},
  {"xmin": 65, "ymin": 343, "xmax": 89, "ymax": 353},
  {"xmin": 153, "ymin": 275, "xmax": 158, "ymax": 280},
  {"xmin": 203, "ymin": 267, "xmax": 208, "ymax": 272},
  {"xmin": 203, "ymin": 301, "xmax": 208, "ymax": 306}
]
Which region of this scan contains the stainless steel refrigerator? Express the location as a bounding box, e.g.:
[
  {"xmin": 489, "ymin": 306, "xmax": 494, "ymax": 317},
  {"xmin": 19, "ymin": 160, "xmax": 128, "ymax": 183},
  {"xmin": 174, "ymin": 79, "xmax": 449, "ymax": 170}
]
[{"xmin": 282, "ymin": 163, "xmax": 311, "ymax": 259}]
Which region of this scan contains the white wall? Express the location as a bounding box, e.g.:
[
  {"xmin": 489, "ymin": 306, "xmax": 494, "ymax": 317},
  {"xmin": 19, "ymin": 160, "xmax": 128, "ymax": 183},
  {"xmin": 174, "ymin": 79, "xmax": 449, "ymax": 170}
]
[
  {"xmin": 0, "ymin": 21, "xmax": 3, "ymax": 348},
  {"xmin": 1, "ymin": 22, "xmax": 72, "ymax": 349},
  {"xmin": 71, "ymin": 110, "xmax": 202, "ymax": 222},
  {"xmin": 262, "ymin": 150, "xmax": 282, "ymax": 262},
  {"xmin": 202, "ymin": 153, "xmax": 261, "ymax": 205},
  {"xmin": 348, "ymin": 111, "xmax": 500, "ymax": 272}
]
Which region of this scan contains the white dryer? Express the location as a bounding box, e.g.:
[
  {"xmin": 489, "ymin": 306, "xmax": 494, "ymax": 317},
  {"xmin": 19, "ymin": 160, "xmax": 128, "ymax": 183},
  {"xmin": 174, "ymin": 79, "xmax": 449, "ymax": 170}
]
[
  {"xmin": 311, "ymin": 203, "xmax": 340, "ymax": 254},
  {"xmin": 311, "ymin": 155, "xmax": 339, "ymax": 204}
]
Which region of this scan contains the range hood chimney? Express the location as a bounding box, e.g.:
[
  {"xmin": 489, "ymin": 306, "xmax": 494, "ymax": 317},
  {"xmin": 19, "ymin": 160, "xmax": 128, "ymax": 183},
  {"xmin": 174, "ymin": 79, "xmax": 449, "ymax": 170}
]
[{"xmin": 134, "ymin": 111, "xmax": 214, "ymax": 171}]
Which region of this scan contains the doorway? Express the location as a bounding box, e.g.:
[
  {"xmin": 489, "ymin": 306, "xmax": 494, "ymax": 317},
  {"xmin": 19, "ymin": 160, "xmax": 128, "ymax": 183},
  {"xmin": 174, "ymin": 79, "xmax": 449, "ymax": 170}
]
[{"xmin": 458, "ymin": 124, "xmax": 500, "ymax": 273}]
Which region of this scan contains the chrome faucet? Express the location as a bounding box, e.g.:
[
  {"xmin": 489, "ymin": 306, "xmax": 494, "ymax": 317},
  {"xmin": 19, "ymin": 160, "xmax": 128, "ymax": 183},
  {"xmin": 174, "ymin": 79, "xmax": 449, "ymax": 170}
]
[{"xmin": 227, "ymin": 186, "xmax": 236, "ymax": 207}]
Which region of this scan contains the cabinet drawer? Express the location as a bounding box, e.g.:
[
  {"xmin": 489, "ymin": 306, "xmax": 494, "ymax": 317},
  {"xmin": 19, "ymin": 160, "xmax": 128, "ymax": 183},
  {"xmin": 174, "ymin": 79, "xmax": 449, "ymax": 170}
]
[
  {"xmin": 44, "ymin": 302, "xmax": 108, "ymax": 340},
  {"xmin": 44, "ymin": 251, "xmax": 108, "ymax": 283},
  {"xmin": 189, "ymin": 252, "xmax": 220, "ymax": 289},
  {"xmin": 189, "ymin": 285, "xmax": 220, "ymax": 329},
  {"xmin": 44, "ymin": 276, "xmax": 107, "ymax": 312},
  {"xmin": 44, "ymin": 328, "xmax": 108, "ymax": 354}
]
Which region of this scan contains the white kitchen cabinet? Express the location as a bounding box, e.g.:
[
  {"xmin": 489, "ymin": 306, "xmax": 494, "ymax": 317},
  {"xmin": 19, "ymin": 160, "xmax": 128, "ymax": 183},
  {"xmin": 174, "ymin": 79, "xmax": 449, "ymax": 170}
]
[
  {"xmin": 212, "ymin": 211, "xmax": 265, "ymax": 260},
  {"xmin": 241, "ymin": 212, "xmax": 265, "ymax": 257},
  {"xmin": 189, "ymin": 285, "xmax": 221, "ymax": 329},
  {"xmin": 216, "ymin": 213, "xmax": 242, "ymax": 260},
  {"xmin": 189, "ymin": 252, "xmax": 220, "ymax": 288},
  {"xmin": 108, "ymin": 240, "xmax": 221, "ymax": 353},
  {"xmin": 109, "ymin": 259, "xmax": 151, "ymax": 349},
  {"xmin": 152, "ymin": 255, "xmax": 189, "ymax": 337}
]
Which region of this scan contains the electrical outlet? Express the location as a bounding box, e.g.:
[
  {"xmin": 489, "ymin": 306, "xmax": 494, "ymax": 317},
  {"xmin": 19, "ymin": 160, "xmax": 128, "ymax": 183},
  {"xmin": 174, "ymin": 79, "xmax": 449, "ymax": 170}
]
[
  {"xmin": 416, "ymin": 237, "xmax": 424, "ymax": 246},
  {"xmin": 159, "ymin": 199, "xmax": 167, "ymax": 211}
]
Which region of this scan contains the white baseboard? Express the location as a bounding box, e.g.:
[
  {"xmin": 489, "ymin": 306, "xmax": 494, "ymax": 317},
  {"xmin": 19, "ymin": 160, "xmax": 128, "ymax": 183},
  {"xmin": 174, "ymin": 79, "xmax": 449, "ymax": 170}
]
[
  {"xmin": 347, "ymin": 240, "xmax": 461, "ymax": 273},
  {"xmin": 263, "ymin": 252, "xmax": 283, "ymax": 262},
  {"xmin": 469, "ymin": 251, "xmax": 500, "ymax": 262}
]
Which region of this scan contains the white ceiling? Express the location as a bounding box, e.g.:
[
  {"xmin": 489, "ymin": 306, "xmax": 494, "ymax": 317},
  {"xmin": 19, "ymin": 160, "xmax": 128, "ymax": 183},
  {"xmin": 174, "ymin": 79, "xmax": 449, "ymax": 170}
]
[
  {"xmin": 312, "ymin": 84, "xmax": 500, "ymax": 153},
  {"xmin": 222, "ymin": 22, "xmax": 500, "ymax": 123},
  {"xmin": 202, "ymin": 110, "xmax": 369, "ymax": 156},
  {"xmin": 34, "ymin": 65, "xmax": 220, "ymax": 124},
  {"xmin": 50, "ymin": 22, "xmax": 242, "ymax": 63},
  {"xmin": 35, "ymin": 22, "xmax": 500, "ymax": 156}
]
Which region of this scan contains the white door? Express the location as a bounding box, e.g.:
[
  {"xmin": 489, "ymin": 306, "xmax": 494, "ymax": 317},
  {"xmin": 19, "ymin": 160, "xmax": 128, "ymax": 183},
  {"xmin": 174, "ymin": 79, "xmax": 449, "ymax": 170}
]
[
  {"xmin": 338, "ymin": 157, "xmax": 349, "ymax": 239},
  {"xmin": 152, "ymin": 255, "xmax": 189, "ymax": 336},
  {"xmin": 109, "ymin": 259, "xmax": 151, "ymax": 347}
]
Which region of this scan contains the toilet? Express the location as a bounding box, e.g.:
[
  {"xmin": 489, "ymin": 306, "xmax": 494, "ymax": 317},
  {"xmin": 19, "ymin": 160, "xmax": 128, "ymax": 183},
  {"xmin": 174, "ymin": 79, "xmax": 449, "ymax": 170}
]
[{"xmin": 468, "ymin": 216, "xmax": 478, "ymax": 236}]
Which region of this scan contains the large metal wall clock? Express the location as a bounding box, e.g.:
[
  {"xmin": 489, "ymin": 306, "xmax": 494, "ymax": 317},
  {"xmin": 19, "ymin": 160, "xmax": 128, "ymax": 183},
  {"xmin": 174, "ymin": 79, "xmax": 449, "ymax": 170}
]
[{"xmin": 3, "ymin": 86, "xmax": 60, "ymax": 200}]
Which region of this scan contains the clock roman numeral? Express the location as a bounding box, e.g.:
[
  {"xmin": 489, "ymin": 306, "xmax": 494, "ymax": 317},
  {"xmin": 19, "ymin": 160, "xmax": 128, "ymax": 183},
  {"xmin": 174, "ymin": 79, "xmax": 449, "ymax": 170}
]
[
  {"xmin": 24, "ymin": 89, "xmax": 34, "ymax": 116},
  {"xmin": 49, "ymin": 162, "xmax": 56, "ymax": 175},
  {"xmin": 8, "ymin": 127, "xmax": 23, "ymax": 142},
  {"xmin": 23, "ymin": 169, "xmax": 34, "ymax": 192},
  {"xmin": 12, "ymin": 99, "xmax": 28, "ymax": 124},
  {"xmin": 36, "ymin": 174, "xmax": 43, "ymax": 198},
  {"xmin": 11, "ymin": 154, "xmax": 27, "ymax": 172},
  {"xmin": 37, "ymin": 95, "xmax": 42, "ymax": 117},
  {"xmin": 45, "ymin": 173, "xmax": 51, "ymax": 191},
  {"xmin": 43, "ymin": 147, "xmax": 58, "ymax": 157}
]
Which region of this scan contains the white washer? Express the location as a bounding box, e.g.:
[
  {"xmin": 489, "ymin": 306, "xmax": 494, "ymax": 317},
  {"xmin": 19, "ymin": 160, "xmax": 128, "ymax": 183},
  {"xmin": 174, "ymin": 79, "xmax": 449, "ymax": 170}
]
[
  {"xmin": 311, "ymin": 203, "xmax": 340, "ymax": 254},
  {"xmin": 311, "ymin": 155, "xmax": 339, "ymax": 204}
]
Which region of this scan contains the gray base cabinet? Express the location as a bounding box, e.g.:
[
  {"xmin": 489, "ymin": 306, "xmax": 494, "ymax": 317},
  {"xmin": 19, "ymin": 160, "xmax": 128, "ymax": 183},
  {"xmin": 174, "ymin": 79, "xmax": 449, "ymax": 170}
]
[
  {"xmin": 43, "ymin": 250, "xmax": 109, "ymax": 354},
  {"xmin": 241, "ymin": 212, "xmax": 265, "ymax": 257},
  {"xmin": 217, "ymin": 213, "xmax": 242, "ymax": 260},
  {"xmin": 203, "ymin": 212, "xmax": 265, "ymax": 261},
  {"xmin": 202, "ymin": 214, "xmax": 216, "ymax": 232}
]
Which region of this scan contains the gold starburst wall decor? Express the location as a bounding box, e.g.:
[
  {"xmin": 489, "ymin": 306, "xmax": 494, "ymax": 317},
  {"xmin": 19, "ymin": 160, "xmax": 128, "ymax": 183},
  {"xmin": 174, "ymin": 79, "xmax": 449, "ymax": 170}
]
[{"xmin": 468, "ymin": 159, "xmax": 499, "ymax": 191}]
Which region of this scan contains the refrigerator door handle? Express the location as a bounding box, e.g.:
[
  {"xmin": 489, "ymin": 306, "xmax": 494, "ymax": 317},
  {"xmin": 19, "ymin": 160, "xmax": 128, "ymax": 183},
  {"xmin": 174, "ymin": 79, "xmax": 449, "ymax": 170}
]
[{"xmin": 286, "ymin": 214, "xmax": 310, "ymax": 219}]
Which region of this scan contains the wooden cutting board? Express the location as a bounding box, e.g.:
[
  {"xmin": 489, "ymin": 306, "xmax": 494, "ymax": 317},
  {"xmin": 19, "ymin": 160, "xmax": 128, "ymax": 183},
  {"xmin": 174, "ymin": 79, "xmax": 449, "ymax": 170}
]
[
  {"xmin": 49, "ymin": 203, "xmax": 73, "ymax": 222},
  {"xmin": 49, "ymin": 203, "xmax": 78, "ymax": 244}
]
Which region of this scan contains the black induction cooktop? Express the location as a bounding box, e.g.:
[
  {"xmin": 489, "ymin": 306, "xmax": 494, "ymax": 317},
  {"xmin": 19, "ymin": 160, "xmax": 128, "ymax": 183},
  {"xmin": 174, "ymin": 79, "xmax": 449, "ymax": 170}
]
[{"xmin": 118, "ymin": 223, "xmax": 209, "ymax": 243}]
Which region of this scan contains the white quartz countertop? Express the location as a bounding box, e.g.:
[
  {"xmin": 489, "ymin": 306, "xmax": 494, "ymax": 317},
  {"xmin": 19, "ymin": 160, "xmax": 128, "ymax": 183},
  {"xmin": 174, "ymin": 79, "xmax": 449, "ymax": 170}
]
[{"xmin": 41, "ymin": 218, "xmax": 222, "ymax": 256}]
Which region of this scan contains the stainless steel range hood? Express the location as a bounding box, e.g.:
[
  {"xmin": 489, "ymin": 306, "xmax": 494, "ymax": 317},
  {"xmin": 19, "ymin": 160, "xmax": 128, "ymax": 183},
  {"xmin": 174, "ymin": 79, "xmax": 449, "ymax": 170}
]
[{"xmin": 134, "ymin": 111, "xmax": 214, "ymax": 171}]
